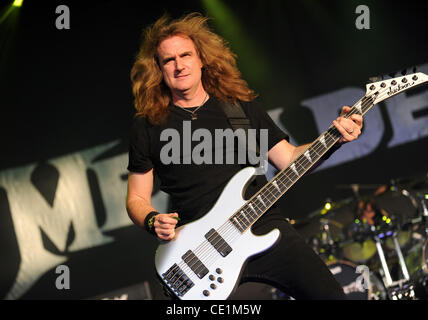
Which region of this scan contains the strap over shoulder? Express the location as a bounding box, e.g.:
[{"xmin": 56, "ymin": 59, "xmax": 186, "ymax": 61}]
[
  {"xmin": 218, "ymin": 101, "xmax": 265, "ymax": 174},
  {"xmin": 218, "ymin": 101, "xmax": 252, "ymax": 130}
]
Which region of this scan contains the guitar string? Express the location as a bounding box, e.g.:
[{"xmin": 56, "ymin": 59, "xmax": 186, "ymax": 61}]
[
  {"xmin": 187, "ymin": 94, "xmax": 371, "ymax": 263},
  {"xmin": 180, "ymin": 116, "xmax": 347, "ymax": 268},
  {"xmin": 167, "ymin": 119, "xmax": 354, "ymax": 291},
  {"xmin": 214, "ymin": 93, "xmax": 379, "ymax": 244},
  {"xmin": 168, "ymin": 94, "xmax": 373, "ymax": 291},
  {"xmin": 168, "ymin": 122, "xmax": 346, "ymax": 292},
  {"xmin": 195, "ymin": 118, "xmax": 359, "ymax": 268},
  {"xmin": 182, "ymin": 77, "xmax": 421, "ymax": 291},
  {"xmin": 208, "ymin": 95, "xmax": 380, "ymax": 264},
  {"xmin": 211, "ymin": 95, "xmax": 372, "ymax": 246},
  {"xmin": 181, "ymin": 73, "xmax": 427, "ymax": 279},
  {"xmin": 169, "ymin": 104, "xmax": 375, "ymax": 294},
  {"xmin": 165, "ymin": 88, "xmax": 388, "ymax": 293},
  {"xmin": 167, "ymin": 75, "xmax": 425, "ymax": 292},
  {"xmin": 182, "ymin": 75, "xmax": 421, "ymax": 273},
  {"xmin": 189, "ymin": 101, "xmax": 375, "ymax": 275},
  {"xmin": 166, "ymin": 92, "xmax": 376, "ymax": 290}
]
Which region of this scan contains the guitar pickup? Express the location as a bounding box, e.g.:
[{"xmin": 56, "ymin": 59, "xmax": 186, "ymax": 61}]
[
  {"xmin": 182, "ymin": 250, "xmax": 209, "ymax": 279},
  {"xmin": 205, "ymin": 228, "xmax": 233, "ymax": 257}
]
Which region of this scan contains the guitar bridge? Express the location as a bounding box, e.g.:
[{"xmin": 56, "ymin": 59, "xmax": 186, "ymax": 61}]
[{"xmin": 162, "ymin": 263, "xmax": 194, "ymax": 297}]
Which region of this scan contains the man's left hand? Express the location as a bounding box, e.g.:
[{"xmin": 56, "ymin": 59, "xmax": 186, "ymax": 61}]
[{"xmin": 333, "ymin": 106, "xmax": 363, "ymax": 144}]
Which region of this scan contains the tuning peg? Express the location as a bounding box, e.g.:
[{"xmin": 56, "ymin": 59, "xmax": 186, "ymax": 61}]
[
  {"xmin": 401, "ymin": 69, "xmax": 407, "ymax": 76},
  {"xmin": 412, "ymin": 66, "xmax": 417, "ymax": 73},
  {"xmin": 368, "ymin": 76, "xmax": 378, "ymax": 83},
  {"xmin": 388, "ymin": 72, "xmax": 396, "ymax": 78}
]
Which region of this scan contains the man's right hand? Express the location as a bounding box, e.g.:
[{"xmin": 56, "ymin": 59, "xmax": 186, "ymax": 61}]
[{"xmin": 153, "ymin": 212, "xmax": 179, "ymax": 241}]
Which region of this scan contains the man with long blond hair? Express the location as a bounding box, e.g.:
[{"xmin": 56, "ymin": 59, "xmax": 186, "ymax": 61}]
[{"xmin": 126, "ymin": 13, "xmax": 363, "ymax": 299}]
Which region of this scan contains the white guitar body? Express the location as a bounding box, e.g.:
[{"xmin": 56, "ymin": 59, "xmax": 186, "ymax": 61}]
[{"xmin": 155, "ymin": 167, "xmax": 280, "ymax": 300}]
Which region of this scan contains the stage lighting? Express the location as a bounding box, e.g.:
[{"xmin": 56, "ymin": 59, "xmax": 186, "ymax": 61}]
[
  {"xmin": 12, "ymin": 0, "xmax": 23, "ymax": 7},
  {"xmin": 324, "ymin": 202, "xmax": 332, "ymax": 210}
]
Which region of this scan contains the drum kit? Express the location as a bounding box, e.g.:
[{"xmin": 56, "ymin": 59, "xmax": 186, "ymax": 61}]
[{"xmin": 295, "ymin": 174, "xmax": 428, "ymax": 300}]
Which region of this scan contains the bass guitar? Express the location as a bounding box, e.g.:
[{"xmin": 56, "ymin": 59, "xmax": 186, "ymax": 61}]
[{"xmin": 155, "ymin": 71, "xmax": 428, "ymax": 300}]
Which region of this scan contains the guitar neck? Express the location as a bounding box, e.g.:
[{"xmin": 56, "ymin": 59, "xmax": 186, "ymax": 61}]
[{"xmin": 228, "ymin": 94, "xmax": 377, "ymax": 233}]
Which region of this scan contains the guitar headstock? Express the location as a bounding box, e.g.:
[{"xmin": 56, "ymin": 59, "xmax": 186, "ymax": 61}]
[{"xmin": 365, "ymin": 71, "xmax": 428, "ymax": 105}]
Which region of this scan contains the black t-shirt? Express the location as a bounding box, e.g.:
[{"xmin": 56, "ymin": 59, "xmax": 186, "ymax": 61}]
[{"xmin": 127, "ymin": 97, "xmax": 289, "ymax": 225}]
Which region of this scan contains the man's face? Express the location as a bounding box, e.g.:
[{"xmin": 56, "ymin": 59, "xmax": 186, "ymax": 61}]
[{"xmin": 157, "ymin": 34, "xmax": 203, "ymax": 95}]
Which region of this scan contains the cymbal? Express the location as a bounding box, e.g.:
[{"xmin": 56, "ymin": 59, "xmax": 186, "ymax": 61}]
[
  {"xmin": 389, "ymin": 173, "xmax": 428, "ymax": 190},
  {"xmin": 408, "ymin": 178, "xmax": 428, "ymax": 191},
  {"xmin": 320, "ymin": 219, "xmax": 344, "ymax": 229},
  {"xmin": 307, "ymin": 197, "xmax": 355, "ymax": 219},
  {"xmin": 336, "ymin": 183, "xmax": 384, "ymax": 190},
  {"xmin": 288, "ymin": 218, "xmax": 311, "ymax": 229}
]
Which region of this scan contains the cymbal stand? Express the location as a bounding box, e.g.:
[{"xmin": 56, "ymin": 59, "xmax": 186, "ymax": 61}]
[
  {"xmin": 420, "ymin": 194, "xmax": 428, "ymax": 235},
  {"xmin": 374, "ymin": 231, "xmax": 415, "ymax": 299},
  {"xmin": 392, "ymin": 232, "xmax": 410, "ymax": 281},
  {"xmin": 320, "ymin": 218, "xmax": 334, "ymax": 245},
  {"xmin": 318, "ymin": 218, "xmax": 336, "ymax": 258},
  {"xmin": 374, "ymin": 234, "xmax": 393, "ymax": 287}
]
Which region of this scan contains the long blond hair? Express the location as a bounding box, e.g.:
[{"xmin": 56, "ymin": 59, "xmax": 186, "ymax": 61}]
[{"xmin": 130, "ymin": 13, "xmax": 257, "ymax": 125}]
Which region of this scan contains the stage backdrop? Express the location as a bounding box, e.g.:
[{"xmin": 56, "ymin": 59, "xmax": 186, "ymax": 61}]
[{"xmin": 0, "ymin": 0, "xmax": 427, "ymax": 299}]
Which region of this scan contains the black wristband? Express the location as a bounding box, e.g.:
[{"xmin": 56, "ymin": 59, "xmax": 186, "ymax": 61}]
[
  {"xmin": 144, "ymin": 211, "xmax": 160, "ymax": 236},
  {"xmin": 321, "ymin": 142, "xmax": 342, "ymax": 161}
]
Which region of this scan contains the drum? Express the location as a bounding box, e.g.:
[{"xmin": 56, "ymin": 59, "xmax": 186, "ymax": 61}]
[
  {"xmin": 342, "ymin": 221, "xmax": 377, "ymax": 263},
  {"xmin": 327, "ymin": 260, "xmax": 386, "ymax": 300},
  {"xmin": 405, "ymin": 238, "xmax": 428, "ymax": 277},
  {"xmin": 385, "ymin": 229, "xmax": 412, "ymax": 251},
  {"xmin": 373, "ymin": 190, "xmax": 419, "ymax": 224}
]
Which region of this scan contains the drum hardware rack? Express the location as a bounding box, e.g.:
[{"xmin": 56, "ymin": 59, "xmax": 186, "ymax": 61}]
[{"xmin": 374, "ymin": 230, "xmax": 416, "ymax": 300}]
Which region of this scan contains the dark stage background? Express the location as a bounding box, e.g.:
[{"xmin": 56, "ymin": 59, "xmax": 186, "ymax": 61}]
[{"xmin": 1, "ymin": 0, "xmax": 427, "ymax": 300}]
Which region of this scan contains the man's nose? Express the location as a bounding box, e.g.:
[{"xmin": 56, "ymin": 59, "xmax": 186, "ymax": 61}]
[{"xmin": 175, "ymin": 57, "xmax": 184, "ymax": 71}]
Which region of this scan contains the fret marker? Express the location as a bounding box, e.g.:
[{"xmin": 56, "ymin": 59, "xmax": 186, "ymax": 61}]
[
  {"xmin": 241, "ymin": 210, "xmax": 251, "ymax": 223},
  {"xmin": 304, "ymin": 150, "xmax": 312, "ymax": 163},
  {"xmin": 248, "ymin": 203, "xmax": 257, "ymax": 215},
  {"xmin": 257, "ymin": 195, "xmax": 266, "ymax": 207},
  {"xmin": 355, "ymin": 102, "xmax": 363, "ymax": 115},
  {"xmin": 320, "ymin": 135, "xmax": 327, "ymax": 148},
  {"xmin": 273, "ymin": 180, "xmax": 281, "ymax": 192},
  {"xmin": 290, "ymin": 163, "xmax": 299, "ymax": 176},
  {"xmin": 233, "ymin": 217, "xmax": 243, "ymax": 230}
]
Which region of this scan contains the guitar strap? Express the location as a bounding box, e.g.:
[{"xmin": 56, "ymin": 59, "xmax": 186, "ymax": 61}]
[{"xmin": 219, "ymin": 101, "xmax": 264, "ymax": 174}]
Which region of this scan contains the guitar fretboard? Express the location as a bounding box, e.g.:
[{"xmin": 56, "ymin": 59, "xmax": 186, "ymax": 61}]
[{"xmin": 229, "ymin": 94, "xmax": 376, "ymax": 233}]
